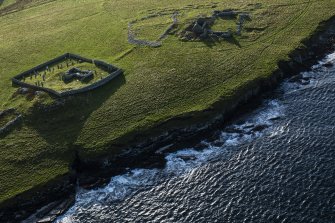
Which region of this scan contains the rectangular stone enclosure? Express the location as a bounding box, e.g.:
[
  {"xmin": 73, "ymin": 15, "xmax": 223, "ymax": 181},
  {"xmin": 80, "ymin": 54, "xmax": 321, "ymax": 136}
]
[{"xmin": 12, "ymin": 53, "xmax": 123, "ymax": 97}]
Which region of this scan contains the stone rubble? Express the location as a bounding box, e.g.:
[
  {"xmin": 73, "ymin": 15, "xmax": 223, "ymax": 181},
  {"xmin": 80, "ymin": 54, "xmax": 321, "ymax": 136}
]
[{"xmin": 179, "ymin": 10, "xmax": 250, "ymax": 41}]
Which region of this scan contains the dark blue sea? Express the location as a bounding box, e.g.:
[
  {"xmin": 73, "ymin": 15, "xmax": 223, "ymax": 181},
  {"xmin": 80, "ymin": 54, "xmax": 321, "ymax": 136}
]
[{"xmin": 53, "ymin": 52, "xmax": 335, "ymax": 223}]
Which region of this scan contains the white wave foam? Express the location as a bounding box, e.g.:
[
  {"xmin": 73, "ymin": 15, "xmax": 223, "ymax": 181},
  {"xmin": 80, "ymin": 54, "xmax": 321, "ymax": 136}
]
[
  {"xmin": 314, "ymin": 51, "xmax": 335, "ymax": 69},
  {"xmin": 212, "ymin": 99, "xmax": 285, "ymax": 147},
  {"xmin": 57, "ymin": 100, "xmax": 285, "ymax": 222},
  {"xmin": 54, "ymin": 50, "xmax": 335, "ymax": 222},
  {"xmin": 56, "ymin": 169, "xmax": 159, "ymax": 222},
  {"xmin": 282, "ymin": 51, "xmax": 335, "ymax": 92},
  {"xmin": 164, "ymin": 147, "xmax": 222, "ymax": 174}
]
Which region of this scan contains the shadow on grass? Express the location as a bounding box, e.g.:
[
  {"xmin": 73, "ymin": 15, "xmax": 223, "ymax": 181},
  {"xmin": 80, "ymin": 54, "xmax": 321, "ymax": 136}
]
[
  {"xmin": 202, "ymin": 39, "xmax": 217, "ymax": 48},
  {"xmin": 25, "ymin": 74, "xmax": 126, "ymax": 147},
  {"xmin": 202, "ymin": 36, "xmax": 241, "ymax": 48},
  {"xmin": 226, "ymin": 36, "xmax": 242, "ymax": 48}
]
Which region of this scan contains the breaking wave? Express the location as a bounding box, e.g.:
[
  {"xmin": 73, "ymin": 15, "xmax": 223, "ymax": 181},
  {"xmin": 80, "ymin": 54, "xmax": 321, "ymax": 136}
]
[{"xmin": 56, "ymin": 52, "xmax": 335, "ymax": 223}]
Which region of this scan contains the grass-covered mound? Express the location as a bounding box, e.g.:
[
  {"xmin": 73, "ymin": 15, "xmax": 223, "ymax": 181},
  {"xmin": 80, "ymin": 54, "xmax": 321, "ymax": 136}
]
[{"xmin": 0, "ymin": 0, "xmax": 334, "ymax": 204}]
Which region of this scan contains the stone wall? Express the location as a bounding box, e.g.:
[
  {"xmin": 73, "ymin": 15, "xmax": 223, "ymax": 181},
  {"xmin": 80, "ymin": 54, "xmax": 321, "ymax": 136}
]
[
  {"xmin": 0, "ymin": 108, "xmax": 16, "ymax": 118},
  {"xmin": 0, "ymin": 109, "xmax": 22, "ymax": 136},
  {"xmin": 68, "ymin": 53, "xmax": 93, "ymax": 63},
  {"xmin": 59, "ymin": 69, "xmax": 123, "ymax": 97},
  {"xmin": 12, "ymin": 53, "xmax": 123, "ymax": 97},
  {"xmin": 14, "ymin": 53, "xmax": 69, "ymax": 81},
  {"xmin": 128, "ymin": 23, "xmax": 162, "ymax": 47},
  {"xmin": 159, "ymin": 12, "xmax": 179, "ymax": 40},
  {"xmin": 93, "ymin": 60, "xmax": 118, "ymax": 72},
  {"xmin": 128, "ymin": 12, "xmax": 179, "ymax": 47},
  {"xmin": 12, "ymin": 78, "xmax": 61, "ymax": 96}
]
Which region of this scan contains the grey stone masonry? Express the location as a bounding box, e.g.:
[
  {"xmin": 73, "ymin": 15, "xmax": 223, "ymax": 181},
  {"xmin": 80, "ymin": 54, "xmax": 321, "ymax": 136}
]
[
  {"xmin": 62, "ymin": 68, "xmax": 94, "ymax": 83},
  {"xmin": 213, "ymin": 10, "xmax": 238, "ymax": 18},
  {"xmin": 128, "ymin": 22, "xmax": 163, "ymax": 47},
  {"xmin": 0, "ymin": 109, "xmax": 22, "ymax": 136},
  {"xmin": 179, "ymin": 10, "xmax": 251, "ymax": 41},
  {"xmin": 12, "ymin": 53, "xmax": 123, "ymax": 97}
]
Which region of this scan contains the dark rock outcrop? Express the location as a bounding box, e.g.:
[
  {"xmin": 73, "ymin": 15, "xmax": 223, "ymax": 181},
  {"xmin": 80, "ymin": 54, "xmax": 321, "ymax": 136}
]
[
  {"xmin": 323, "ymin": 61, "xmax": 334, "ymax": 67},
  {"xmin": 2, "ymin": 11, "xmax": 335, "ymax": 223}
]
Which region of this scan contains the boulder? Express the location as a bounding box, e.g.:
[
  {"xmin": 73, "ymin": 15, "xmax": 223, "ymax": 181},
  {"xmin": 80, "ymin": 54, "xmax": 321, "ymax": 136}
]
[
  {"xmin": 323, "ymin": 62, "xmax": 334, "ymax": 68},
  {"xmin": 177, "ymin": 155, "xmax": 197, "ymax": 161},
  {"xmin": 251, "ymin": 124, "xmax": 268, "ymax": 132},
  {"xmin": 19, "ymin": 87, "xmax": 29, "ymax": 94},
  {"xmin": 35, "ymin": 91, "xmax": 45, "ymax": 96},
  {"xmin": 268, "ymin": 116, "xmax": 281, "ymax": 121},
  {"xmin": 288, "ymin": 74, "xmax": 303, "ymax": 83},
  {"xmin": 37, "ymin": 216, "xmax": 57, "ymax": 223}
]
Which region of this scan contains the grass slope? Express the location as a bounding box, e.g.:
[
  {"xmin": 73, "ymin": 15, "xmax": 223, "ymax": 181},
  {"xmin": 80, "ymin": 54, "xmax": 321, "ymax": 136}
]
[
  {"xmin": 0, "ymin": 0, "xmax": 16, "ymax": 9},
  {"xmin": 0, "ymin": 0, "xmax": 334, "ymax": 203}
]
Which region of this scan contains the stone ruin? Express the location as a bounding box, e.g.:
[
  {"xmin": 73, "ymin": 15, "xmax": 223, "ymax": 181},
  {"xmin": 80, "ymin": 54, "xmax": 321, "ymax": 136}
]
[
  {"xmin": 62, "ymin": 67, "xmax": 94, "ymax": 83},
  {"xmin": 180, "ymin": 17, "xmax": 233, "ymax": 41},
  {"xmin": 128, "ymin": 12, "xmax": 179, "ymax": 47},
  {"xmin": 179, "ymin": 10, "xmax": 251, "ymax": 41},
  {"xmin": 128, "ymin": 9, "xmax": 250, "ymax": 45},
  {"xmin": 12, "ymin": 53, "xmax": 123, "ymax": 97},
  {"xmin": 236, "ymin": 13, "xmax": 251, "ymax": 35}
]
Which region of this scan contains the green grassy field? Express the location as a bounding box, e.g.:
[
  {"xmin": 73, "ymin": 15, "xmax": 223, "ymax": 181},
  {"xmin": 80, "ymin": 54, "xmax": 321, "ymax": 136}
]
[{"xmin": 0, "ymin": 0, "xmax": 335, "ymax": 203}]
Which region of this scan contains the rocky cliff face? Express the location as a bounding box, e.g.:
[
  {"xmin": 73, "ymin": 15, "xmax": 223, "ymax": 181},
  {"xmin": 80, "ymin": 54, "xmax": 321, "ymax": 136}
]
[{"xmin": 1, "ymin": 14, "xmax": 335, "ymax": 223}]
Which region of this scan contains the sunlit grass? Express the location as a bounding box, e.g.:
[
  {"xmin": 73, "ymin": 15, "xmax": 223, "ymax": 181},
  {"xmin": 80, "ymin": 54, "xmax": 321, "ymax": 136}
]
[
  {"xmin": 0, "ymin": 0, "xmax": 334, "ymax": 203},
  {"xmin": 0, "ymin": 0, "xmax": 16, "ymax": 9}
]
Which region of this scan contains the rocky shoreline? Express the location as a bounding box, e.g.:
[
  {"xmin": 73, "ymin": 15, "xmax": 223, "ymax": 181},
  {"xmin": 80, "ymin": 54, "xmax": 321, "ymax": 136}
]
[{"xmin": 1, "ymin": 16, "xmax": 335, "ymax": 223}]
